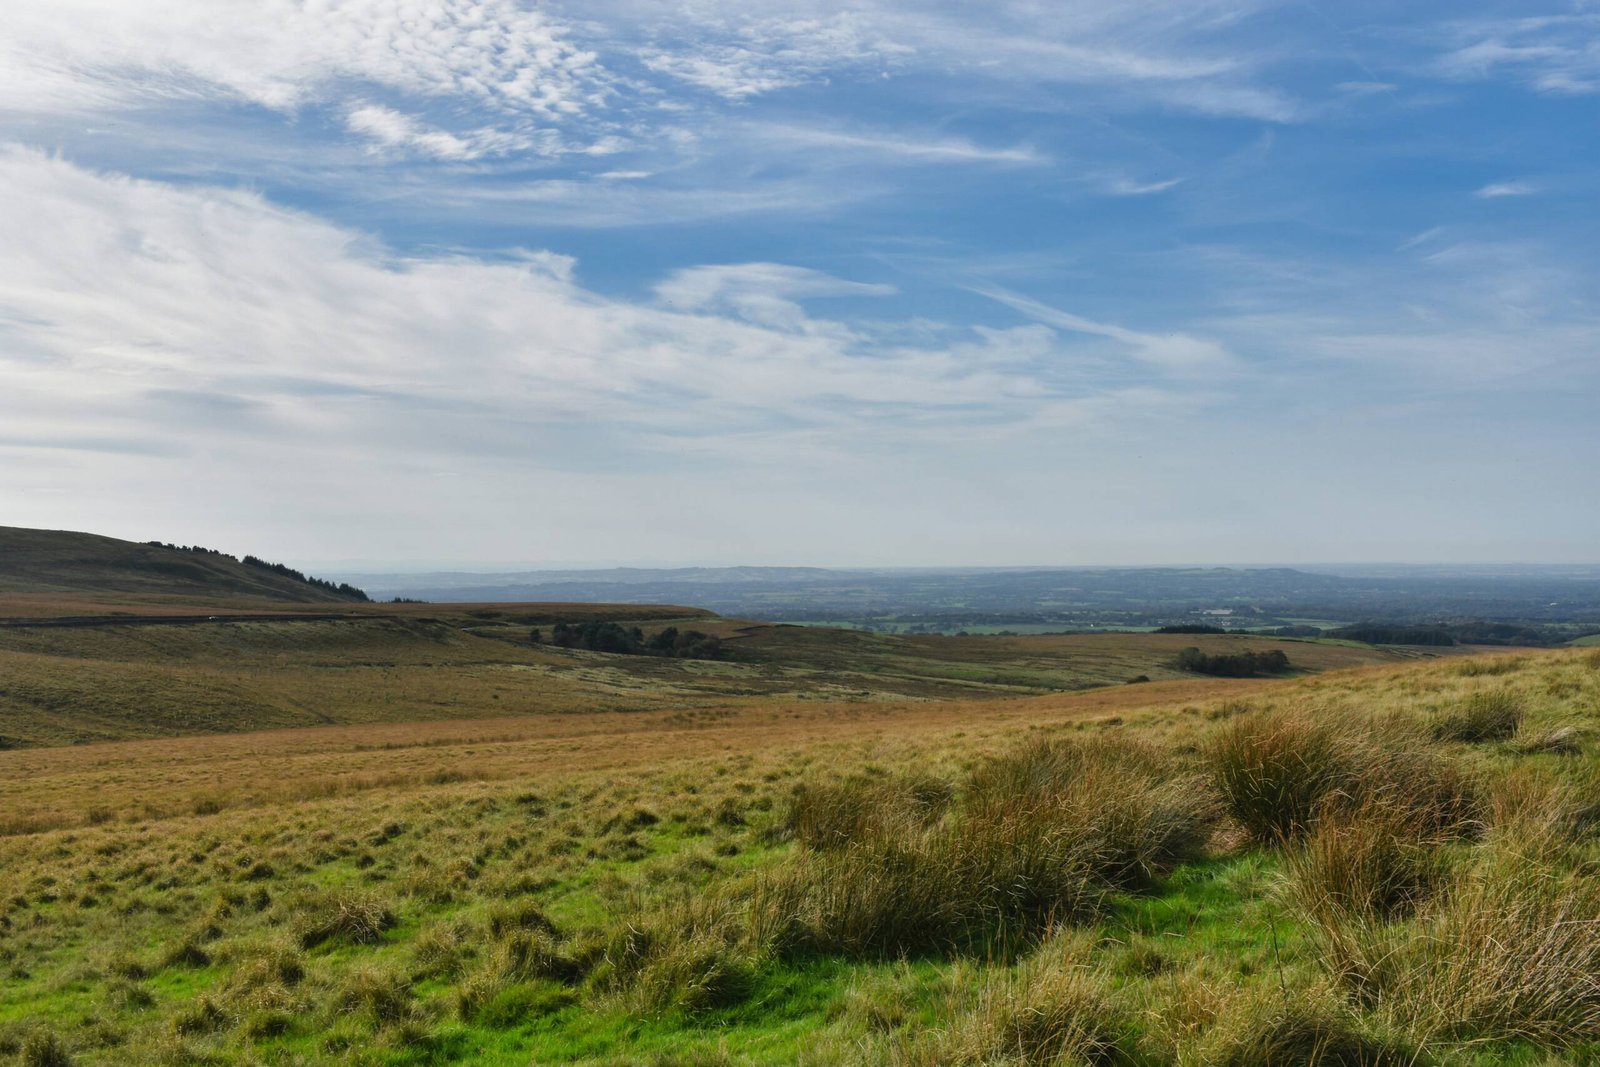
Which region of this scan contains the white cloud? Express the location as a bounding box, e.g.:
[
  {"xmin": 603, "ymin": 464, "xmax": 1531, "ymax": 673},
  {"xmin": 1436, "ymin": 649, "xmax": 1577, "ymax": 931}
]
[
  {"xmin": 0, "ymin": 1, "xmax": 604, "ymax": 114},
  {"xmin": 976, "ymin": 287, "xmax": 1237, "ymax": 373},
  {"xmin": 1106, "ymin": 176, "xmax": 1185, "ymax": 196},
  {"xmin": 1474, "ymin": 180, "xmax": 1538, "ymax": 199},
  {"xmin": 0, "ymin": 150, "xmax": 1199, "ymax": 469},
  {"xmin": 612, "ymin": 0, "xmax": 1297, "ymax": 120},
  {"xmin": 655, "ymin": 263, "xmax": 896, "ymax": 331},
  {"xmin": 345, "ymin": 104, "xmax": 544, "ymax": 161},
  {"xmin": 1433, "ymin": 15, "xmax": 1600, "ymax": 95},
  {"xmin": 744, "ymin": 124, "xmax": 1044, "ymax": 165}
]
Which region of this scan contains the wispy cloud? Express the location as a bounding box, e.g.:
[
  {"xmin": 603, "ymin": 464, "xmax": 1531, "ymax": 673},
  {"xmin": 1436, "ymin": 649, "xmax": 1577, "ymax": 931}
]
[
  {"xmin": 344, "ymin": 105, "xmax": 539, "ymax": 161},
  {"xmin": 1105, "ymin": 176, "xmax": 1185, "ymax": 196},
  {"xmin": 0, "ymin": 150, "xmax": 1193, "ymax": 471},
  {"xmin": 744, "ymin": 124, "xmax": 1044, "ymax": 165},
  {"xmin": 1474, "ymin": 180, "xmax": 1538, "ymax": 199},
  {"xmin": 976, "ymin": 287, "xmax": 1236, "ymax": 373},
  {"xmin": 1432, "ymin": 15, "xmax": 1600, "ymax": 95}
]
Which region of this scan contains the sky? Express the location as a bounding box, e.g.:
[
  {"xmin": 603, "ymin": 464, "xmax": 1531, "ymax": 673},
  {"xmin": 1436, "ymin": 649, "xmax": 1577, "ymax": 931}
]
[{"xmin": 0, "ymin": 1, "xmax": 1595, "ymax": 568}]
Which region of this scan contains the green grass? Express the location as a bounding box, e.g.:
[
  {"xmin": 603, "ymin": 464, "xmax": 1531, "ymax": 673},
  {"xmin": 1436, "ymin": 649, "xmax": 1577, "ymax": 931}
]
[{"xmin": 4, "ymin": 647, "xmax": 1600, "ymax": 1063}]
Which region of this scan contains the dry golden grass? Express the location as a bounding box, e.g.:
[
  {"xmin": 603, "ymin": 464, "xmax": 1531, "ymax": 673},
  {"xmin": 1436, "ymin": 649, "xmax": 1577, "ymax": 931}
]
[
  {"xmin": 2, "ymin": 637, "xmax": 1595, "ymax": 1065},
  {"xmin": 0, "ymin": 593, "xmax": 1410, "ymax": 749}
]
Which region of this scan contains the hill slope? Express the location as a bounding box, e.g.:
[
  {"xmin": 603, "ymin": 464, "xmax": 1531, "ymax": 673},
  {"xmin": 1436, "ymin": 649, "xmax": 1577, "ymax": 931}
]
[
  {"xmin": 1, "ymin": 648, "xmax": 1596, "ymax": 1063},
  {"xmin": 0, "ymin": 526, "xmax": 366, "ymax": 603}
]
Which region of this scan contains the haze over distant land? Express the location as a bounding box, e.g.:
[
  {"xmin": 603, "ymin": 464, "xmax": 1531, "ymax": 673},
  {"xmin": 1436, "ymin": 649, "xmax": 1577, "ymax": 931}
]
[{"xmin": 1, "ymin": 2, "xmax": 1595, "ymax": 564}]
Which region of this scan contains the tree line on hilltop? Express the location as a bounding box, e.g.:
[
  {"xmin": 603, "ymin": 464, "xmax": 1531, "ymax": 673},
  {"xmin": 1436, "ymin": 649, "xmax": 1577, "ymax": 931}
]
[{"xmin": 143, "ymin": 542, "xmax": 370, "ymax": 601}]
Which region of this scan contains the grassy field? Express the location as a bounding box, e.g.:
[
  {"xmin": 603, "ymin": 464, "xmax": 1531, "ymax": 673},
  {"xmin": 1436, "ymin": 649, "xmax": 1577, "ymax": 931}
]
[
  {"xmin": 4, "ymin": 646, "xmax": 1600, "ymax": 1064},
  {"xmin": 0, "ymin": 604, "xmax": 1412, "ymax": 748}
]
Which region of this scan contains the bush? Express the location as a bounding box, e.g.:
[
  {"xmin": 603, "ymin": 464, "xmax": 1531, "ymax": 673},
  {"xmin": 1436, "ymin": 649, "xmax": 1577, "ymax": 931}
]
[{"xmin": 1429, "ymin": 692, "xmax": 1524, "ymax": 743}]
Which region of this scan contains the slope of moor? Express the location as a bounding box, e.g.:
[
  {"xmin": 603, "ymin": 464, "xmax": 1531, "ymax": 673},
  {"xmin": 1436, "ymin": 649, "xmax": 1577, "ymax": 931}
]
[
  {"xmin": 0, "ymin": 603, "xmax": 1411, "ymax": 748},
  {"xmin": 2, "ymin": 649, "xmax": 1598, "ymax": 1064}
]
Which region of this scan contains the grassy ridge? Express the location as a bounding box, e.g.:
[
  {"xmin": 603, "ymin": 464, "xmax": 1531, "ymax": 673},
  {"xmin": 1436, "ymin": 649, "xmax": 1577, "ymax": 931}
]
[
  {"xmin": 0, "ymin": 527, "xmax": 362, "ymax": 603},
  {"xmin": 2, "ymin": 649, "xmax": 1598, "ymax": 1063},
  {"xmin": 0, "ymin": 608, "xmax": 1405, "ymax": 748}
]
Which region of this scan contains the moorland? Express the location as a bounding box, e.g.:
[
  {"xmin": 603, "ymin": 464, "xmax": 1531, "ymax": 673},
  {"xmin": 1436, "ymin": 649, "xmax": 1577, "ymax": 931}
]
[{"xmin": 3, "ymin": 527, "xmax": 1600, "ymax": 1065}]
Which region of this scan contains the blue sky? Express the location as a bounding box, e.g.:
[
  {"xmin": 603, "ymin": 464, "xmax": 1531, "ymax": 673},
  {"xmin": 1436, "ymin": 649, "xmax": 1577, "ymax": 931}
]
[{"xmin": 0, "ymin": 1, "xmax": 1595, "ymax": 567}]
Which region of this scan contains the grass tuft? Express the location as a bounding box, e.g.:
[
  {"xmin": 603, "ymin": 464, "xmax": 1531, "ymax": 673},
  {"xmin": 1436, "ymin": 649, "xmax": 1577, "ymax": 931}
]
[
  {"xmin": 287, "ymin": 889, "xmax": 396, "ymax": 949},
  {"xmin": 1429, "ymin": 691, "xmax": 1524, "ymax": 743},
  {"xmin": 1209, "ymin": 710, "xmax": 1477, "ymax": 846}
]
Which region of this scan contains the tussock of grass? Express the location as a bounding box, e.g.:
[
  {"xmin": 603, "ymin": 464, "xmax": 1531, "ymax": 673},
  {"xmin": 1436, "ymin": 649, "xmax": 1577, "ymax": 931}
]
[
  {"xmin": 286, "ymin": 888, "xmax": 396, "ymax": 949},
  {"xmin": 335, "ymin": 965, "xmax": 415, "ymax": 1025},
  {"xmin": 591, "ymin": 898, "xmax": 757, "ymax": 1015},
  {"xmin": 786, "ymin": 773, "xmax": 952, "ymax": 850},
  {"xmin": 887, "ymin": 938, "xmax": 1133, "ymax": 1066},
  {"xmin": 1338, "ymin": 839, "xmax": 1600, "ymax": 1047},
  {"xmin": 748, "ymin": 739, "xmax": 1218, "ymax": 962},
  {"xmin": 1208, "ymin": 710, "xmax": 1477, "ymax": 846},
  {"xmin": 1429, "ymin": 691, "xmax": 1524, "ymax": 743},
  {"xmin": 1201, "ymin": 991, "xmax": 1413, "ymax": 1066},
  {"xmin": 18, "ymin": 1029, "xmax": 74, "ymax": 1067},
  {"xmin": 1287, "ymin": 796, "xmax": 1455, "ymax": 927}
]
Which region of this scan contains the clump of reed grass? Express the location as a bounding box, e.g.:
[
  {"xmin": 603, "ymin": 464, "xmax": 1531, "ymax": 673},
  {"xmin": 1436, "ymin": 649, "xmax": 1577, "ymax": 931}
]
[
  {"xmin": 1313, "ymin": 831, "xmax": 1600, "ymax": 1049},
  {"xmin": 589, "ymin": 896, "xmax": 756, "ymax": 1015},
  {"xmin": 1287, "ymin": 796, "xmax": 1455, "ymax": 928},
  {"xmin": 785, "ymin": 773, "xmax": 953, "ymax": 850},
  {"xmin": 1429, "ymin": 691, "xmax": 1523, "ymax": 743},
  {"xmin": 1200, "ymin": 991, "xmax": 1413, "ymax": 1067},
  {"xmin": 334, "ymin": 965, "xmax": 415, "ymax": 1026},
  {"xmin": 895, "ymin": 939, "xmax": 1134, "ymax": 1066},
  {"xmin": 287, "ymin": 889, "xmax": 396, "ymax": 949},
  {"xmin": 750, "ymin": 738, "xmax": 1218, "ymax": 961},
  {"xmin": 1209, "ymin": 710, "xmax": 1477, "ymax": 846}
]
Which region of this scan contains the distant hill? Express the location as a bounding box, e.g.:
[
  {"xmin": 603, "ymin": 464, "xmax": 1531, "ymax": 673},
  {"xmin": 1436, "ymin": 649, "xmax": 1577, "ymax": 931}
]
[{"xmin": 0, "ymin": 526, "xmax": 368, "ymax": 603}]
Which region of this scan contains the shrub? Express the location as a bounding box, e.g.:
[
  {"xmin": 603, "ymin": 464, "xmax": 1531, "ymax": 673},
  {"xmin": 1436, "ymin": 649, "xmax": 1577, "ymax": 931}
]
[{"xmin": 1429, "ymin": 692, "xmax": 1523, "ymax": 743}]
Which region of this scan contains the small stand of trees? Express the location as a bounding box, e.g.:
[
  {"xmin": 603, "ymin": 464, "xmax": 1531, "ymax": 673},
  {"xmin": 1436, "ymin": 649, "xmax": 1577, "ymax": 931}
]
[
  {"xmin": 241, "ymin": 555, "xmax": 370, "ymax": 601},
  {"xmin": 1155, "ymin": 624, "xmax": 1229, "ymax": 635},
  {"xmin": 1174, "ymin": 646, "xmax": 1291, "ymax": 677},
  {"xmin": 535, "ymin": 621, "xmax": 721, "ymax": 660}
]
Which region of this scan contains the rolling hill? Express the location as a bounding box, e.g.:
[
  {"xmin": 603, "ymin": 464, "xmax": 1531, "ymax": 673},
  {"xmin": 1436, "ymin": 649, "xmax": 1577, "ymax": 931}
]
[{"xmin": 0, "ymin": 525, "xmax": 367, "ymax": 604}]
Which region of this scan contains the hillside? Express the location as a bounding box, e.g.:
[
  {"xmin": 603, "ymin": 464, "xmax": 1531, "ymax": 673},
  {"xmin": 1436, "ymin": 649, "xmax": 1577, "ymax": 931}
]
[
  {"xmin": 0, "ymin": 526, "xmax": 367, "ymax": 604},
  {"xmin": 2, "ymin": 648, "xmax": 1597, "ymax": 1064},
  {"xmin": 0, "ymin": 607, "xmax": 1409, "ymax": 748}
]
